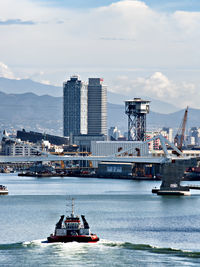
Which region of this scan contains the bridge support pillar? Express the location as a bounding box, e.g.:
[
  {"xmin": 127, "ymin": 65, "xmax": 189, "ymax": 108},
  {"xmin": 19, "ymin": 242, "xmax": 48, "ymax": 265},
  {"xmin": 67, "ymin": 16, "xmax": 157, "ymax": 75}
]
[{"xmin": 153, "ymin": 158, "xmax": 197, "ymax": 196}]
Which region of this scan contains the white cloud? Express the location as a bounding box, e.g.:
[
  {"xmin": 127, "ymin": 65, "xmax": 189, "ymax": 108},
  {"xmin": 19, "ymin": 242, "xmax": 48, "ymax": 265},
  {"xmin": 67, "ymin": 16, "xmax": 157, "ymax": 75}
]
[
  {"xmin": 0, "ymin": 0, "xmax": 200, "ymax": 107},
  {"xmin": 0, "ymin": 62, "xmax": 15, "ymax": 79},
  {"xmin": 173, "ymin": 11, "xmax": 200, "ymax": 36},
  {"xmin": 0, "ymin": 1, "xmax": 199, "ymax": 65},
  {"xmin": 40, "ymin": 80, "xmax": 51, "ymax": 85},
  {"xmin": 110, "ymin": 72, "xmax": 197, "ymax": 108}
]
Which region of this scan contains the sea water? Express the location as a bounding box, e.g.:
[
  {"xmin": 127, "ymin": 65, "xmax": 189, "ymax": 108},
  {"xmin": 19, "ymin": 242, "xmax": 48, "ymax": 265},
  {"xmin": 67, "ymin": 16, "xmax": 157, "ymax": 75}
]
[{"xmin": 1, "ymin": 173, "xmax": 200, "ymax": 266}]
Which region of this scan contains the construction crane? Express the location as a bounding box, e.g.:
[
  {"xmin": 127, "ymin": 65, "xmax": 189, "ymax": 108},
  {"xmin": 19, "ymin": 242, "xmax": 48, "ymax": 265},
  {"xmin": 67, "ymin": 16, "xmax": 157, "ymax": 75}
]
[{"xmin": 174, "ymin": 106, "xmax": 188, "ymax": 152}]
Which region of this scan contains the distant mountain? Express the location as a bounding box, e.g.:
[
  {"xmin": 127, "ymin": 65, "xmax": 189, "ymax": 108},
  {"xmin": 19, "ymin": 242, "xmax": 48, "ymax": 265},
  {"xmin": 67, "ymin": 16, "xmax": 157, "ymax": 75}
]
[
  {"xmin": 108, "ymin": 103, "xmax": 200, "ymax": 133},
  {"xmin": 0, "ymin": 77, "xmax": 62, "ymax": 97},
  {"xmin": 0, "ymin": 91, "xmax": 62, "ymax": 135},
  {"xmin": 0, "ymin": 90, "xmax": 199, "ymax": 136},
  {"xmin": 0, "ymin": 77, "xmax": 179, "ymax": 114},
  {"xmin": 107, "ymin": 92, "xmax": 179, "ymax": 114}
]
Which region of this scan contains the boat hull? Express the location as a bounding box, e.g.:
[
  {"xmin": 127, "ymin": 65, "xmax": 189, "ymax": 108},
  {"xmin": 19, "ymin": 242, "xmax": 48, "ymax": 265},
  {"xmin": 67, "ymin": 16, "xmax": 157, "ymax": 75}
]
[
  {"xmin": 0, "ymin": 190, "xmax": 8, "ymax": 195},
  {"xmin": 157, "ymin": 190, "xmax": 191, "ymax": 196},
  {"xmin": 47, "ymin": 234, "xmax": 99, "ymax": 243}
]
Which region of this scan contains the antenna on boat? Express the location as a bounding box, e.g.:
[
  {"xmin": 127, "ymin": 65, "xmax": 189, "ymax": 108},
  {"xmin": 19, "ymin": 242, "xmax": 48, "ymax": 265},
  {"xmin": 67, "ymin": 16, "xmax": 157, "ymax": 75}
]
[
  {"xmin": 66, "ymin": 196, "xmax": 71, "ymax": 215},
  {"xmin": 71, "ymin": 198, "xmax": 74, "ymax": 217}
]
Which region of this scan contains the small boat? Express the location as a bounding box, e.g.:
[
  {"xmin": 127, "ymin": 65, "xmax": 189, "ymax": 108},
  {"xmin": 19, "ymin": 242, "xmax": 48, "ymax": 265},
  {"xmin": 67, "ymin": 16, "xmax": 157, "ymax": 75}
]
[
  {"xmin": 0, "ymin": 185, "xmax": 8, "ymax": 195},
  {"xmin": 47, "ymin": 199, "xmax": 99, "ymax": 243}
]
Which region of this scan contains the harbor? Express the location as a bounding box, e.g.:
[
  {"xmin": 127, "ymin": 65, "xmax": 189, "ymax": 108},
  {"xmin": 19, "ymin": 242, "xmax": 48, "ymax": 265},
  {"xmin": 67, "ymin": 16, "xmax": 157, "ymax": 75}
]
[
  {"xmin": 1, "ymin": 173, "xmax": 200, "ymax": 266},
  {"xmin": 1, "ymin": 0, "xmax": 200, "ymax": 265}
]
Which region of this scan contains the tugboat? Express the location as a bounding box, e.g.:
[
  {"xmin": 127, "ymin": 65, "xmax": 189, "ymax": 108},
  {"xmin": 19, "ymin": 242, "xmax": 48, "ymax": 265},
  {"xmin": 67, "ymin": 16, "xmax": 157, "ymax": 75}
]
[
  {"xmin": 47, "ymin": 199, "xmax": 99, "ymax": 243},
  {"xmin": 0, "ymin": 185, "xmax": 8, "ymax": 195}
]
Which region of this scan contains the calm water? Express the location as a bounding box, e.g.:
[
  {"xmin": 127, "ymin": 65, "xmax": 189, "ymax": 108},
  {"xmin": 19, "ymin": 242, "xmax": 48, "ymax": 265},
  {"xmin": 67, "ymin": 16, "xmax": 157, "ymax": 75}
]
[{"xmin": 1, "ymin": 174, "xmax": 200, "ymax": 266}]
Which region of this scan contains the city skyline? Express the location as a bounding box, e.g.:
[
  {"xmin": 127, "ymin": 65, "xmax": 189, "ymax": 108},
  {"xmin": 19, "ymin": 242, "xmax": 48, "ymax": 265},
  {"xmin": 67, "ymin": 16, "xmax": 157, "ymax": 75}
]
[{"xmin": 0, "ymin": 0, "xmax": 200, "ymax": 109}]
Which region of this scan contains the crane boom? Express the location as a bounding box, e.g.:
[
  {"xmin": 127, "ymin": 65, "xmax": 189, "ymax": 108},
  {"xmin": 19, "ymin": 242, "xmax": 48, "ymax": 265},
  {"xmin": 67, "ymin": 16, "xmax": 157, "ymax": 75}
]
[{"xmin": 174, "ymin": 106, "xmax": 188, "ymax": 151}]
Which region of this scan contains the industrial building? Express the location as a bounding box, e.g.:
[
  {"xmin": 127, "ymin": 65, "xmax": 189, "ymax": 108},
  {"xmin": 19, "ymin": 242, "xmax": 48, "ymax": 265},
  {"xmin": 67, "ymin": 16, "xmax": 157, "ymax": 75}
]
[
  {"xmin": 63, "ymin": 75, "xmax": 88, "ymax": 137},
  {"xmin": 97, "ymin": 162, "xmax": 133, "ymax": 178},
  {"xmin": 73, "ymin": 134, "xmax": 106, "ymax": 153},
  {"xmin": 91, "ymin": 140, "xmax": 149, "ymax": 167},
  {"xmin": 17, "ymin": 129, "xmax": 69, "ymax": 146},
  {"xmin": 96, "ymin": 161, "xmax": 161, "ymax": 179}
]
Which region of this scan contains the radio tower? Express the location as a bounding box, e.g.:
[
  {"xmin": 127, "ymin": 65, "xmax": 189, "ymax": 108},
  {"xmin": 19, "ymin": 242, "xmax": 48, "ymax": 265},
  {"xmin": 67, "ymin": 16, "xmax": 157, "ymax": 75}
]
[{"xmin": 125, "ymin": 98, "xmax": 150, "ymax": 141}]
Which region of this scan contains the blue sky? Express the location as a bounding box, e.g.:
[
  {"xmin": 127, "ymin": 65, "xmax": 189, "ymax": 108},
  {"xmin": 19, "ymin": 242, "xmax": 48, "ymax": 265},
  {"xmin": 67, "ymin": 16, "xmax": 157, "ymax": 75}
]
[{"xmin": 34, "ymin": 0, "xmax": 200, "ymax": 12}]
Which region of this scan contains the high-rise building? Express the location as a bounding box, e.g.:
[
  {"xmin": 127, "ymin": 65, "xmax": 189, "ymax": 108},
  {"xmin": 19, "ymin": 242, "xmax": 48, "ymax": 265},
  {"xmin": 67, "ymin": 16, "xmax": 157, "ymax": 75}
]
[
  {"xmin": 63, "ymin": 75, "xmax": 87, "ymax": 137},
  {"xmin": 87, "ymin": 78, "xmax": 107, "ymax": 135}
]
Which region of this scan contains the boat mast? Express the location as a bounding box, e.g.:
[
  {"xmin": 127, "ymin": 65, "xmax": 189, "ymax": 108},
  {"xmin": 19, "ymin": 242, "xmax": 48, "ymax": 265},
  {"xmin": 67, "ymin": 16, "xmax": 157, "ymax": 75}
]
[{"xmin": 71, "ymin": 198, "xmax": 74, "ymax": 217}]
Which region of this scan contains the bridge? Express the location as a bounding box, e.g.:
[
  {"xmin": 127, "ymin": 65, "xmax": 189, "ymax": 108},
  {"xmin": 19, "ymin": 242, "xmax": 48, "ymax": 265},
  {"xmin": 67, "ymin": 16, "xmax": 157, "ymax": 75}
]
[
  {"xmin": 1, "ymin": 134, "xmax": 197, "ymax": 195},
  {"xmin": 0, "ymin": 134, "xmax": 183, "ymax": 164}
]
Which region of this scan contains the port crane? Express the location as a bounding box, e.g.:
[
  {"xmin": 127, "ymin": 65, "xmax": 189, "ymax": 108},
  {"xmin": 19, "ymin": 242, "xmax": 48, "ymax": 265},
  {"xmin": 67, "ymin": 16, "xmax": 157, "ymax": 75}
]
[{"xmin": 174, "ymin": 106, "xmax": 188, "ymax": 153}]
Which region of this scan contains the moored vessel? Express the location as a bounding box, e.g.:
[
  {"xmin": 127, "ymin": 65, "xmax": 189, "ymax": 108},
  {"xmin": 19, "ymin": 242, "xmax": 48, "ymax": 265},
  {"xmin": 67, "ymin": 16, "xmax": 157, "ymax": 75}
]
[
  {"xmin": 47, "ymin": 199, "xmax": 99, "ymax": 243},
  {"xmin": 0, "ymin": 185, "xmax": 8, "ymax": 195}
]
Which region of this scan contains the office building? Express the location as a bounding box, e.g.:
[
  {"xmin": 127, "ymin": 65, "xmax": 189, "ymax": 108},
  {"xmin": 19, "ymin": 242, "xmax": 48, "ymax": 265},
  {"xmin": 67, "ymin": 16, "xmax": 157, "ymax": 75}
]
[
  {"xmin": 87, "ymin": 78, "xmax": 107, "ymax": 136},
  {"xmin": 63, "ymin": 75, "xmax": 87, "ymax": 137}
]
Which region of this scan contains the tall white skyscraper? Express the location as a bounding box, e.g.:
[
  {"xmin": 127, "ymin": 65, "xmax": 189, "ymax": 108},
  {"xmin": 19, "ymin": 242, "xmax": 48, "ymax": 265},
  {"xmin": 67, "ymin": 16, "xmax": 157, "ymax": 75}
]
[{"xmin": 63, "ymin": 75, "xmax": 87, "ymax": 136}]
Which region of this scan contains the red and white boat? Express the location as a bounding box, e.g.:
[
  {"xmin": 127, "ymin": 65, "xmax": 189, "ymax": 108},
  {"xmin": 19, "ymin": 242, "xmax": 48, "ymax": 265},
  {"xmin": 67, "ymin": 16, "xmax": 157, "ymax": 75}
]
[{"xmin": 47, "ymin": 199, "xmax": 99, "ymax": 243}]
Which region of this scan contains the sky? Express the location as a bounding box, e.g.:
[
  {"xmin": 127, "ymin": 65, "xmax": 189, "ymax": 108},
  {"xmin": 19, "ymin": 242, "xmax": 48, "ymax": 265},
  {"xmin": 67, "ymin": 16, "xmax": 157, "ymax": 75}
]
[{"xmin": 0, "ymin": 0, "xmax": 200, "ymax": 108}]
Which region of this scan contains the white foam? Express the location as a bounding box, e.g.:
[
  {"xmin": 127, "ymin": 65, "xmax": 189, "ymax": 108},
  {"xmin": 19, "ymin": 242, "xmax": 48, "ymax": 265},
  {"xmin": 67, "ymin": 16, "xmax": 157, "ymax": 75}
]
[{"xmin": 23, "ymin": 239, "xmax": 48, "ymax": 246}]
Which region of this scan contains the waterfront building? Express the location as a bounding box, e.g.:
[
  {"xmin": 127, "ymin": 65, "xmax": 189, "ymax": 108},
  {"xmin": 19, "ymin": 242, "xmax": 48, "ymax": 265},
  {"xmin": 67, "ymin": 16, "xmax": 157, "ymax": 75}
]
[
  {"xmin": 91, "ymin": 140, "xmax": 149, "ymax": 167},
  {"xmin": 87, "ymin": 78, "xmax": 107, "ymax": 136},
  {"xmin": 63, "ymin": 75, "xmax": 87, "ymax": 137},
  {"xmin": 17, "ymin": 129, "xmax": 69, "ymax": 146},
  {"xmin": 72, "ymin": 134, "xmax": 107, "ymax": 167},
  {"xmin": 97, "ymin": 162, "xmax": 133, "ymax": 178},
  {"xmin": 1, "ymin": 139, "xmax": 43, "ymax": 156},
  {"xmin": 73, "ymin": 134, "xmax": 106, "ymax": 153}
]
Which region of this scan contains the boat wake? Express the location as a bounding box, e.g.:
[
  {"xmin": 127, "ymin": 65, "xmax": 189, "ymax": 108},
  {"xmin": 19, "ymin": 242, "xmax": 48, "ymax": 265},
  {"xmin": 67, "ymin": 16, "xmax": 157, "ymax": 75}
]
[
  {"xmin": 1, "ymin": 239, "xmax": 200, "ymax": 258},
  {"xmin": 0, "ymin": 239, "xmax": 47, "ymax": 250},
  {"xmin": 101, "ymin": 240, "xmax": 200, "ymax": 258}
]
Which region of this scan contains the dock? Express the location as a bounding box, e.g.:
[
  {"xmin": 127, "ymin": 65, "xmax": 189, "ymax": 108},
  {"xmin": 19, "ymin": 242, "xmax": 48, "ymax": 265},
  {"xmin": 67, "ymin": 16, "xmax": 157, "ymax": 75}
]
[{"xmin": 187, "ymin": 185, "xmax": 200, "ymax": 190}]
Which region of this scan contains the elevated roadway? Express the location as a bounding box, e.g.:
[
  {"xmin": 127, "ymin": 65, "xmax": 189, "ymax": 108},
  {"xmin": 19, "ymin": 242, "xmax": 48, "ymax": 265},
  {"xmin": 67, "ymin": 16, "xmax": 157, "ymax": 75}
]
[
  {"xmin": 0, "ymin": 134, "xmax": 187, "ymax": 165},
  {"xmin": 0, "ymin": 155, "xmax": 169, "ymax": 164}
]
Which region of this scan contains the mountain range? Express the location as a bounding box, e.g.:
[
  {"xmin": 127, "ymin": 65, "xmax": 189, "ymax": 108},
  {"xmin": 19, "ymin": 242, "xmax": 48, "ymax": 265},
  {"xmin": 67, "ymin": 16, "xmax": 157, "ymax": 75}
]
[
  {"xmin": 0, "ymin": 77, "xmax": 199, "ymax": 136},
  {"xmin": 0, "ymin": 77, "xmax": 179, "ymax": 113}
]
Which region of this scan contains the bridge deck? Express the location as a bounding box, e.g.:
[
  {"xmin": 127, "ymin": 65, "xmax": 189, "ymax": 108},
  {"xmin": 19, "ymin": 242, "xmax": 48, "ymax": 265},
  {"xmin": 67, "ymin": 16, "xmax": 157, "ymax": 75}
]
[{"xmin": 0, "ymin": 155, "xmax": 168, "ymax": 164}]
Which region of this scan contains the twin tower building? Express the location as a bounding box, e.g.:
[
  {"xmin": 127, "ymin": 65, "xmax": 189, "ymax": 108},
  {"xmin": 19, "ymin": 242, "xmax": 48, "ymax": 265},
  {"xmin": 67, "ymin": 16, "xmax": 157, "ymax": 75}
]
[{"xmin": 63, "ymin": 75, "xmax": 107, "ymax": 139}]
